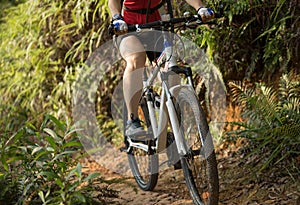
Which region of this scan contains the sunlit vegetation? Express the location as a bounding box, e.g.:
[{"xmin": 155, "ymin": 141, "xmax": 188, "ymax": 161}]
[
  {"xmin": 0, "ymin": 0, "xmax": 299, "ymax": 203},
  {"xmin": 228, "ymin": 72, "xmax": 300, "ymax": 172}
]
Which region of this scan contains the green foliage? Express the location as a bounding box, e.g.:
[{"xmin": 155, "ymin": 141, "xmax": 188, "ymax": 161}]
[
  {"xmin": 0, "ymin": 0, "xmax": 111, "ymax": 132},
  {"xmin": 0, "ymin": 115, "xmax": 118, "ymax": 204},
  {"xmin": 190, "ymin": 0, "xmax": 300, "ymax": 81},
  {"xmin": 227, "ymin": 72, "xmax": 300, "ymax": 171},
  {"xmin": 97, "ymin": 114, "xmax": 123, "ymax": 146},
  {"xmin": 38, "ymin": 0, "xmax": 110, "ymax": 64}
]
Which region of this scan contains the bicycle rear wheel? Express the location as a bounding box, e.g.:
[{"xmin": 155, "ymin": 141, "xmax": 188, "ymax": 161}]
[
  {"xmin": 124, "ymin": 98, "xmax": 159, "ymax": 191},
  {"xmin": 175, "ymin": 87, "xmax": 219, "ymax": 205}
]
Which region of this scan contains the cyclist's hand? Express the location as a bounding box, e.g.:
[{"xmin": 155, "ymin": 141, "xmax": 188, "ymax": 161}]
[
  {"xmin": 197, "ymin": 7, "xmax": 215, "ymax": 22},
  {"xmin": 112, "ymin": 19, "xmax": 128, "ymax": 35}
]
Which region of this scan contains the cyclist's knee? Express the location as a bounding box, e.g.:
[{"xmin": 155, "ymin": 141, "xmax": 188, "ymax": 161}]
[
  {"xmin": 125, "ymin": 52, "xmax": 146, "ymax": 70},
  {"xmin": 118, "ymin": 35, "xmax": 146, "ymax": 70}
]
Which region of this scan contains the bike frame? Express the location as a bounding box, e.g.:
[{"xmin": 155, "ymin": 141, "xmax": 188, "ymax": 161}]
[{"xmin": 126, "ymin": 29, "xmax": 194, "ymax": 156}]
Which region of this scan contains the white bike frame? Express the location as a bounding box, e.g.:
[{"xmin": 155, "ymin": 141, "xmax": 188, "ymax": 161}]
[{"xmin": 126, "ymin": 30, "xmax": 194, "ymax": 156}]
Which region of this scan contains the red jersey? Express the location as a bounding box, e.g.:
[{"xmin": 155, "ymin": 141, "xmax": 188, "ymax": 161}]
[{"xmin": 123, "ymin": 0, "xmax": 161, "ymax": 24}]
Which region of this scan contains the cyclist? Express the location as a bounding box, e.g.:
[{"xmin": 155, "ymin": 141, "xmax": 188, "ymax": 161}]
[{"xmin": 108, "ymin": 0, "xmax": 215, "ymax": 138}]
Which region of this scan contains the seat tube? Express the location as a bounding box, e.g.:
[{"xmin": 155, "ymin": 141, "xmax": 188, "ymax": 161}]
[
  {"xmin": 156, "ymin": 88, "xmax": 168, "ymax": 152},
  {"xmin": 146, "ymin": 89, "xmax": 158, "ymax": 137}
]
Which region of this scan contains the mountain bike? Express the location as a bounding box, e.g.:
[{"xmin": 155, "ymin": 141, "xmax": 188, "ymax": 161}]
[{"xmin": 121, "ymin": 12, "xmax": 221, "ymax": 205}]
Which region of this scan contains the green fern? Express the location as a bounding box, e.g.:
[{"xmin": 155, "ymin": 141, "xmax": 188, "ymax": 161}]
[{"xmin": 227, "ymin": 72, "xmax": 300, "ymax": 171}]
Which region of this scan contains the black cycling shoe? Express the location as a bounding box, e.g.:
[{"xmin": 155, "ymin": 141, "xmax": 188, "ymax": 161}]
[{"xmin": 125, "ymin": 114, "xmax": 152, "ymax": 141}]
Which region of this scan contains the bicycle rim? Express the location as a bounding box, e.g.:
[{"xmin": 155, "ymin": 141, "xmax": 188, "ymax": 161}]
[
  {"xmin": 176, "ymin": 88, "xmax": 219, "ymax": 205},
  {"xmin": 124, "ymin": 99, "xmax": 159, "ymax": 191}
]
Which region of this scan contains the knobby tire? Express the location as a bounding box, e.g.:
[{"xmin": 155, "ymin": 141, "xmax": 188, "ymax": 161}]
[{"xmin": 174, "ymin": 87, "xmax": 219, "ymax": 205}]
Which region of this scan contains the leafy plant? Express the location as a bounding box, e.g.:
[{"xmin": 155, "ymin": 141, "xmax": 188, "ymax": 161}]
[
  {"xmin": 188, "ymin": 0, "xmax": 300, "ymax": 81},
  {"xmin": 0, "ymin": 0, "xmax": 111, "ymax": 132},
  {"xmin": 0, "ymin": 115, "xmax": 118, "ymax": 204},
  {"xmin": 227, "ymin": 72, "xmax": 300, "ymax": 171}
]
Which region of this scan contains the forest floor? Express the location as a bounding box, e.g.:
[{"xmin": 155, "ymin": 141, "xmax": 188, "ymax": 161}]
[{"xmin": 83, "ymin": 140, "xmax": 300, "ymax": 205}]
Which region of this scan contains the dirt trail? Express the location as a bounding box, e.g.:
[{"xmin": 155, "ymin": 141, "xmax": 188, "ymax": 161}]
[
  {"xmin": 84, "ymin": 149, "xmax": 195, "ymax": 204},
  {"xmin": 84, "ymin": 143, "xmax": 300, "ymax": 205}
]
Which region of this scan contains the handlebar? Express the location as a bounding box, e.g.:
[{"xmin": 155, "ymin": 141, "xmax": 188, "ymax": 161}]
[
  {"xmin": 108, "ymin": 5, "xmax": 224, "ymax": 35},
  {"xmin": 127, "ymin": 10, "xmax": 223, "ymax": 32},
  {"xmin": 128, "ymin": 15, "xmax": 200, "ymax": 32}
]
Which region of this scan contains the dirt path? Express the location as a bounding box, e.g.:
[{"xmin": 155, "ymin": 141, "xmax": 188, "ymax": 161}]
[
  {"xmin": 83, "ymin": 143, "xmax": 300, "ymax": 205},
  {"xmin": 84, "ymin": 150, "xmax": 195, "ymax": 204}
]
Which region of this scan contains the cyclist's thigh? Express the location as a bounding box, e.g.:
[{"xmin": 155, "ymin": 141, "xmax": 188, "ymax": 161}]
[{"xmin": 117, "ymin": 34, "xmax": 146, "ymax": 59}]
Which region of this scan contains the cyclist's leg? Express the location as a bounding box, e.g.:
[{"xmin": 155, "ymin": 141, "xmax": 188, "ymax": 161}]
[
  {"xmin": 118, "ymin": 35, "xmax": 159, "ymax": 190},
  {"xmin": 119, "ymin": 35, "xmax": 146, "ymax": 121}
]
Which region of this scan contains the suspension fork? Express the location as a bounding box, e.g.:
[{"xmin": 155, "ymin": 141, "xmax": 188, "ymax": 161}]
[{"xmin": 160, "ymin": 73, "xmax": 188, "ymax": 156}]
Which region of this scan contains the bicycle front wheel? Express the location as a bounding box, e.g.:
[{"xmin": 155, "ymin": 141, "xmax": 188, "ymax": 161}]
[
  {"xmin": 124, "ymin": 99, "xmax": 159, "ymax": 191},
  {"xmin": 175, "ymin": 87, "xmax": 219, "ymax": 205}
]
